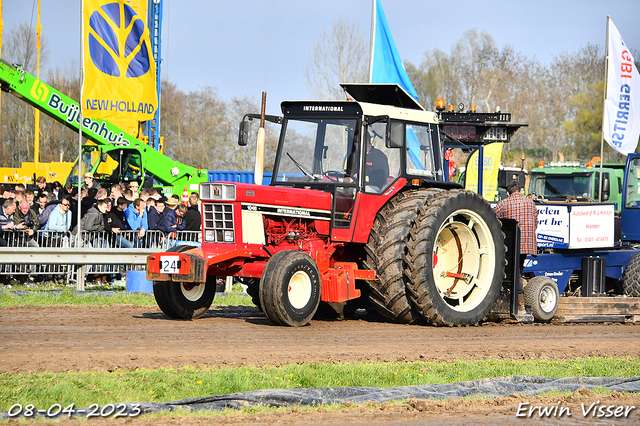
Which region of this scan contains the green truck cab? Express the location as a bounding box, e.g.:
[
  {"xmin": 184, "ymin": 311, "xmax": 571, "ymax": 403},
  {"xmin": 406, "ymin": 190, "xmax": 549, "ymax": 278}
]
[{"xmin": 528, "ymin": 162, "xmax": 625, "ymax": 212}]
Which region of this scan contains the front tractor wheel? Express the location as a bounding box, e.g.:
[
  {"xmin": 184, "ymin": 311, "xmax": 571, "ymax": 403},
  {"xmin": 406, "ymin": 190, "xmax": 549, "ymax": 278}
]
[
  {"xmin": 259, "ymin": 250, "xmax": 321, "ymax": 327},
  {"xmin": 153, "ymin": 278, "xmax": 216, "ymax": 320},
  {"xmin": 404, "ymin": 190, "xmax": 505, "ymax": 326}
]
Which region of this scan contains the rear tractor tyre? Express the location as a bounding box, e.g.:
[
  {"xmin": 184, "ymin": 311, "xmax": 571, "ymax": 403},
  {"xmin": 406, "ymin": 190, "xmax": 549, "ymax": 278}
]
[
  {"xmin": 622, "ymin": 253, "xmax": 640, "ymax": 297},
  {"xmin": 363, "ymin": 189, "xmax": 442, "ymax": 324},
  {"xmin": 404, "ymin": 190, "xmax": 505, "ymax": 326},
  {"xmin": 524, "ymin": 276, "xmax": 559, "ymax": 322},
  {"xmin": 259, "ymin": 250, "xmax": 321, "ymax": 326}
]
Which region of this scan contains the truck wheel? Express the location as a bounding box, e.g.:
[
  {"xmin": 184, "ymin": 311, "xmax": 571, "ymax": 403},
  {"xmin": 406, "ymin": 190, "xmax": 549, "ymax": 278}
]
[
  {"xmin": 622, "ymin": 253, "xmax": 640, "ymax": 297},
  {"xmin": 404, "ymin": 190, "xmax": 505, "ymax": 326},
  {"xmin": 153, "ymin": 245, "xmax": 197, "ymax": 319},
  {"xmin": 364, "ymin": 189, "xmax": 442, "ymax": 324},
  {"xmin": 524, "ymin": 276, "xmax": 559, "ymax": 322},
  {"xmin": 259, "ymin": 250, "xmax": 321, "ymax": 326}
]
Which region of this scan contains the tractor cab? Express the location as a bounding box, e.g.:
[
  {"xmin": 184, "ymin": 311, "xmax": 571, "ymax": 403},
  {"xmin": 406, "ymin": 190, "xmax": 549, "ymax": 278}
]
[
  {"xmin": 66, "ymin": 145, "xmax": 145, "ymax": 188},
  {"xmin": 261, "ymin": 85, "xmax": 450, "ymax": 237}
]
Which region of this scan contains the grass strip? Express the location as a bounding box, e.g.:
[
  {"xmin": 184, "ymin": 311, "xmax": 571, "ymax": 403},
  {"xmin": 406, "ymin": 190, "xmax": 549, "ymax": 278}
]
[
  {"xmin": 1, "ymin": 358, "xmax": 638, "ymax": 411},
  {"xmin": 0, "ymin": 289, "xmax": 253, "ymax": 307}
]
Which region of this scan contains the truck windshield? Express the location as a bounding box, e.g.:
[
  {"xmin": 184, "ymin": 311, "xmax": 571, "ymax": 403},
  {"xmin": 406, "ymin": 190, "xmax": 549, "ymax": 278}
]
[
  {"xmin": 275, "ymin": 118, "xmax": 358, "ymax": 183},
  {"xmin": 529, "ymin": 172, "xmax": 592, "ymax": 200}
]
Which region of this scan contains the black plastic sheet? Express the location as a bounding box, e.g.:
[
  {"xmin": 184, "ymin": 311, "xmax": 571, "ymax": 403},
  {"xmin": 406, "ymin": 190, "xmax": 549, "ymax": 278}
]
[{"xmin": 2, "ymin": 375, "xmax": 638, "ymax": 419}]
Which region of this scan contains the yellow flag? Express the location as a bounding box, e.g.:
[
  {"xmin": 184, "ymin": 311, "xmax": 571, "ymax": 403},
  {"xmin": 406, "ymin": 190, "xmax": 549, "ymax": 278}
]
[
  {"xmin": 464, "ymin": 142, "xmax": 504, "ymax": 201},
  {"xmin": 82, "ymin": 0, "xmax": 157, "ymax": 122}
]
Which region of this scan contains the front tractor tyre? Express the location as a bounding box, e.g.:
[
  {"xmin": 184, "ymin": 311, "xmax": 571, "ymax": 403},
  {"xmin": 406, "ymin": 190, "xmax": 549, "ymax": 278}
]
[
  {"xmin": 153, "ymin": 245, "xmax": 213, "ymax": 319},
  {"xmin": 259, "ymin": 250, "xmax": 321, "ymax": 327},
  {"xmin": 404, "ymin": 190, "xmax": 505, "ymax": 326},
  {"xmin": 153, "ymin": 277, "xmax": 216, "ymax": 320},
  {"xmin": 524, "ymin": 276, "xmax": 559, "ymax": 322}
]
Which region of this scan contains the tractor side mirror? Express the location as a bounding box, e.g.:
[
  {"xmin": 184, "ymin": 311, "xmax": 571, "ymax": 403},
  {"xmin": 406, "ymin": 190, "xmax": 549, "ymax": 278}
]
[
  {"xmin": 387, "ymin": 121, "xmax": 404, "ymax": 149},
  {"xmin": 238, "ymin": 120, "xmax": 250, "ymax": 146}
]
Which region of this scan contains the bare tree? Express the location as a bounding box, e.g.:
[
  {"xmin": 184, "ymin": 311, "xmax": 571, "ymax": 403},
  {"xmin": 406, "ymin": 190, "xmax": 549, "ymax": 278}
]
[
  {"xmin": 305, "ymin": 18, "xmax": 368, "ymax": 100},
  {"xmin": 0, "ymin": 23, "xmax": 51, "ymax": 167},
  {"xmin": 1, "ymin": 22, "xmax": 48, "ymax": 72}
]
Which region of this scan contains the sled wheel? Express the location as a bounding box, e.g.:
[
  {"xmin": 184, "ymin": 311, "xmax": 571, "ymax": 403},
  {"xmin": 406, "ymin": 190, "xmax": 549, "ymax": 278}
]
[
  {"xmin": 405, "ymin": 190, "xmax": 505, "ymax": 326},
  {"xmin": 524, "ymin": 276, "xmax": 559, "ymax": 322},
  {"xmin": 153, "ymin": 245, "xmax": 216, "ymax": 319},
  {"xmin": 259, "ymin": 250, "xmax": 321, "ymax": 326},
  {"xmin": 622, "ymin": 253, "xmax": 640, "ymax": 297}
]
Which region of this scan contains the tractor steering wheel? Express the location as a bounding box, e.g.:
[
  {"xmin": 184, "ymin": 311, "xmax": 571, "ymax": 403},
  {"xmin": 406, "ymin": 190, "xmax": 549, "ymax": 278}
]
[{"xmin": 323, "ymin": 170, "xmax": 343, "ymax": 183}]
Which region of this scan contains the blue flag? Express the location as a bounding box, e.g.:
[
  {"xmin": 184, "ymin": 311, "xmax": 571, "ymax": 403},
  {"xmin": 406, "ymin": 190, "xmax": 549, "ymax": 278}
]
[{"xmin": 370, "ymin": 0, "xmax": 418, "ymax": 101}]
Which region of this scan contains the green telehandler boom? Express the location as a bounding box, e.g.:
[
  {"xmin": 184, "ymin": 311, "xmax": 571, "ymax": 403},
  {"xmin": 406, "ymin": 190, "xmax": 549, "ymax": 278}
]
[{"xmin": 0, "ymin": 59, "xmax": 207, "ymax": 195}]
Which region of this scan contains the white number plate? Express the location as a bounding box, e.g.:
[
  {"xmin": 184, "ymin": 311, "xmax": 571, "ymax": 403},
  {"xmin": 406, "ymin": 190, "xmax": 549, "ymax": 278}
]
[{"xmin": 160, "ymin": 255, "xmax": 181, "ymax": 274}]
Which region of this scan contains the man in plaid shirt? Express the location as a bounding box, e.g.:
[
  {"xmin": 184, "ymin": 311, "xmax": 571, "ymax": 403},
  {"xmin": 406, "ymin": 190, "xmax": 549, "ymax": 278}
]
[{"xmin": 495, "ymin": 180, "xmax": 538, "ymax": 313}]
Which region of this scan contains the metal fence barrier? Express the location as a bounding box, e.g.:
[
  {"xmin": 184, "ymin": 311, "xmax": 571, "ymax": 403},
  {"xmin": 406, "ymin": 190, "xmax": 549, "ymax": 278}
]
[{"xmin": 0, "ymin": 229, "xmax": 201, "ymax": 289}]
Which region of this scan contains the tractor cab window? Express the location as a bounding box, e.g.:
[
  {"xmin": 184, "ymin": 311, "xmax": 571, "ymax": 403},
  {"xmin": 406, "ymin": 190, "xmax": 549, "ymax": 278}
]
[
  {"xmin": 364, "ymin": 121, "xmax": 400, "ymax": 193},
  {"xmin": 275, "ymin": 118, "xmax": 358, "ymax": 184},
  {"xmin": 84, "ymin": 149, "xmax": 143, "ymax": 186},
  {"xmin": 405, "ymin": 123, "xmax": 439, "ymax": 180},
  {"xmin": 66, "ymin": 150, "xmax": 95, "ymax": 185}
]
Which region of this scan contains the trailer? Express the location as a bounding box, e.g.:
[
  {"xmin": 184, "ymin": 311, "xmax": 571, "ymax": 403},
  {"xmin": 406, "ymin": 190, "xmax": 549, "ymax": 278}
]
[{"xmin": 521, "ymin": 154, "xmax": 640, "ymax": 322}]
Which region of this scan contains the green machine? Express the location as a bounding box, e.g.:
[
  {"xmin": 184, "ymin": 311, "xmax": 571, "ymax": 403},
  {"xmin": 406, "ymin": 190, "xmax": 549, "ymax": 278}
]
[{"xmin": 0, "ymin": 59, "xmax": 207, "ymax": 196}]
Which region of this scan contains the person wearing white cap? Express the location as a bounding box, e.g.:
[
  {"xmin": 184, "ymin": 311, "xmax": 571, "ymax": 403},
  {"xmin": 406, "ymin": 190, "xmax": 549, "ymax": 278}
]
[{"xmin": 82, "ymin": 172, "xmax": 102, "ymax": 190}]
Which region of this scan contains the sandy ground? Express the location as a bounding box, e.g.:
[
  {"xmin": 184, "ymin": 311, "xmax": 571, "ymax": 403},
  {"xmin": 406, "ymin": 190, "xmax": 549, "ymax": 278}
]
[{"xmin": 1, "ymin": 304, "xmax": 639, "ymax": 424}]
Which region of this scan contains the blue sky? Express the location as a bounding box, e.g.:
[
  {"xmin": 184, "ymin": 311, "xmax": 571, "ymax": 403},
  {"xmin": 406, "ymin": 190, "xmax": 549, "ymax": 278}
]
[{"xmin": 3, "ymin": 0, "xmax": 640, "ymax": 115}]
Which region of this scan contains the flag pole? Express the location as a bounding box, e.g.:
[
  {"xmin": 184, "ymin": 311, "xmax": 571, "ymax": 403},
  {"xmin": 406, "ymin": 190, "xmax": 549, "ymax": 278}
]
[
  {"xmin": 368, "ymin": 0, "xmax": 375, "ymax": 83},
  {"xmin": 599, "ymin": 16, "xmax": 610, "ymax": 202},
  {"xmin": 77, "ymin": 0, "xmax": 84, "ymax": 268},
  {"xmin": 34, "ymin": 0, "xmax": 41, "ymax": 169}
]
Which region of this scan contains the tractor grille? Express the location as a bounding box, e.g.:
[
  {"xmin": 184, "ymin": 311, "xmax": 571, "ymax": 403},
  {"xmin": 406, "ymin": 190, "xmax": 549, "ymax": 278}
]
[{"xmin": 203, "ymin": 203, "xmax": 235, "ymax": 243}]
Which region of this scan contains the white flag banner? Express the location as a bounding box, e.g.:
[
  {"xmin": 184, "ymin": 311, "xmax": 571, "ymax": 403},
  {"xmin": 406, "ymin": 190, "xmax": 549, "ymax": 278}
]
[{"xmin": 603, "ymin": 19, "xmax": 640, "ymax": 155}]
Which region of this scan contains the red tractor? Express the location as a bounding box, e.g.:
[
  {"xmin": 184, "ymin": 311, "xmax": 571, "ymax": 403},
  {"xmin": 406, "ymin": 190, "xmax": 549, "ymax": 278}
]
[{"xmin": 147, "ymin": 84, "xmax": 522, "ymax": 326}]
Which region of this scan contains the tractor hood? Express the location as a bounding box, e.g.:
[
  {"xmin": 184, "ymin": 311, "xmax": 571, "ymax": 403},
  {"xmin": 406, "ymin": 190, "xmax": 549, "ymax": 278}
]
[{"xmin": 200, "ymin": 181, "xmax": 333, "ymax": 212}]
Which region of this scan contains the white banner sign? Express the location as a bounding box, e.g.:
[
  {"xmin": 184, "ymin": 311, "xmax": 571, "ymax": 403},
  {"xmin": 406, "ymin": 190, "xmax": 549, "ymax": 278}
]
[
  {"xmin": 568, "ymin": 204, "xmax": 615, "ymax": 248},
  {"xmin": 536, "ymin": 205, "xmax": 570, "ymax": 248}
]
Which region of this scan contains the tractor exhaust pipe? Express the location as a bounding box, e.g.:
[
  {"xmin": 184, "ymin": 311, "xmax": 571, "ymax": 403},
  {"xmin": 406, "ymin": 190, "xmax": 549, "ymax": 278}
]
[{"xmin": 254, "ymin": 92, "xmax": 267, "ymax": 185}]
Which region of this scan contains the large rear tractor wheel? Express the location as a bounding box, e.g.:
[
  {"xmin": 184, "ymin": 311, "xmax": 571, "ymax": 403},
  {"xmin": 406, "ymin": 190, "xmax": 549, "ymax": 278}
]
[
  {"xmin": 622, "ymin": 253, "xmax": 640, "ymax": 297},
  {"xmin": 259, "ymin": 250, "xmax": 321, "ymax": 326},
  {"xmin": 524, "ymin": 276, "xmax": 559, "ymax": 322},
  {"xmin": 404, "ymin": 190, "xmax": 505, "ymax": 326},
  {"xmin": 363, "ymin": 189, "xmax": 442, "ymax": 324}
]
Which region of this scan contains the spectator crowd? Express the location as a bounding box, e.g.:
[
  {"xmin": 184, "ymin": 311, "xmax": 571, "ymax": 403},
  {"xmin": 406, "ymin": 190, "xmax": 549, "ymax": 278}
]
[{"xmin": 0, "ymin": 174, "xmax": 202, "ymax": 248}]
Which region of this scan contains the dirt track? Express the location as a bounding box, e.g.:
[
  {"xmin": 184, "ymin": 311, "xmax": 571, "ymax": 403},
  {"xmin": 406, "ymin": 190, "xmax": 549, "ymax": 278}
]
[
  {"xmin": 2, "ymin": 304, "xmax": 640, "ymax": 374},
  {"xmin": 2, "ymin": 304, "xmax": 640, "ymax": 425}
]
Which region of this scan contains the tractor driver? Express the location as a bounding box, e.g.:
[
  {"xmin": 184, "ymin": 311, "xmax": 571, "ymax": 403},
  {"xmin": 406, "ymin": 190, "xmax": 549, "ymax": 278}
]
[{"xmin": 364, "ymin": 131, "xmax": 389, "ymax": 192}]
